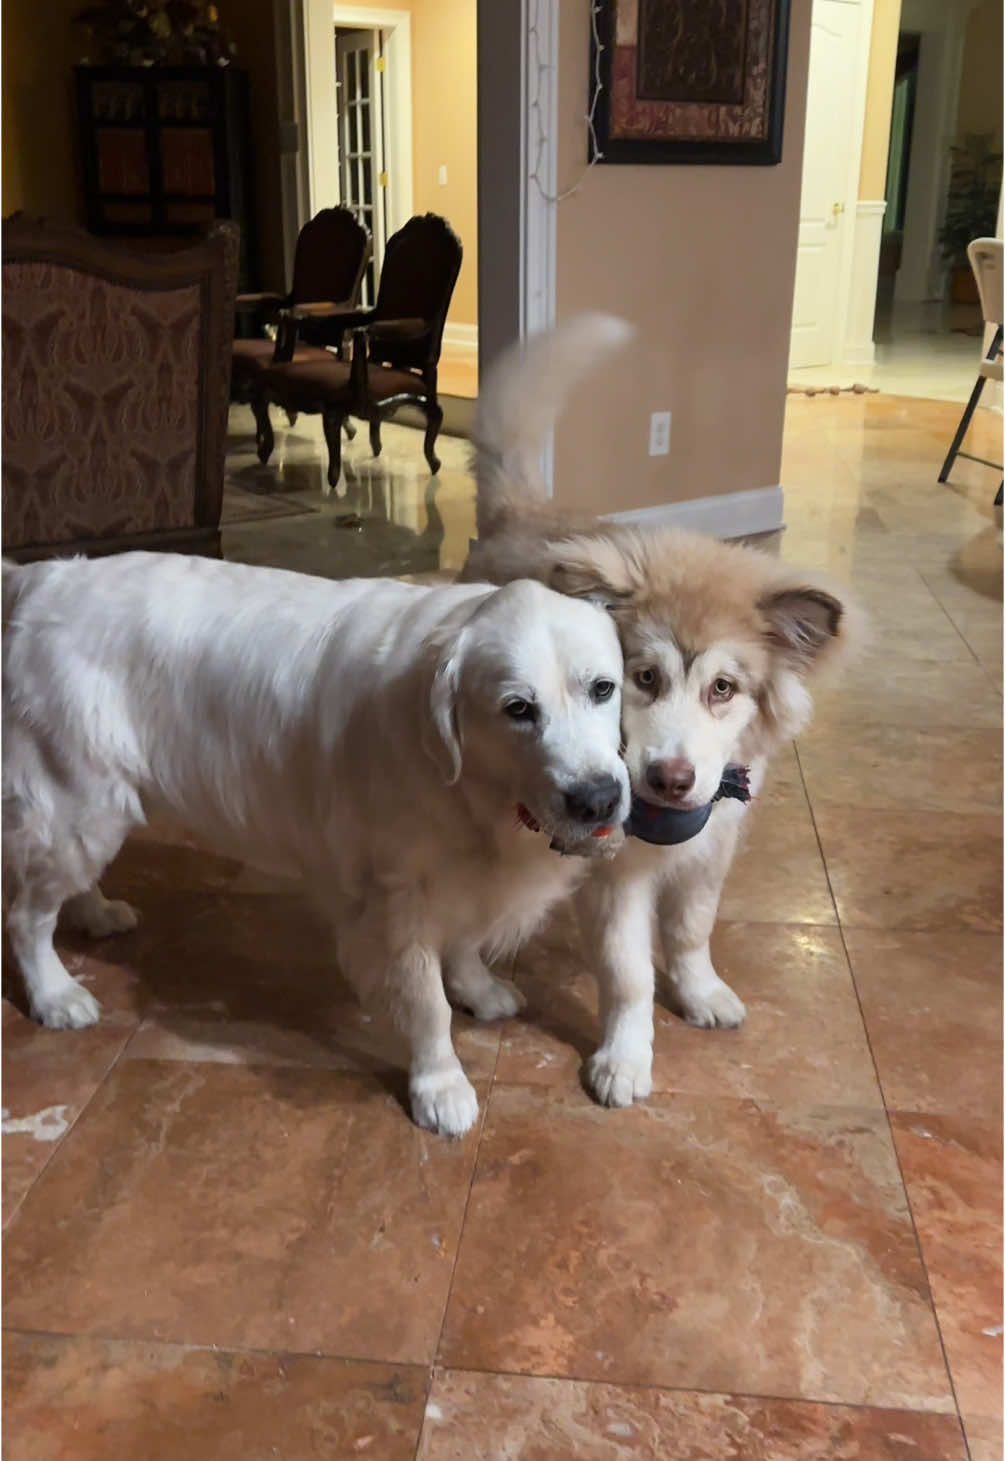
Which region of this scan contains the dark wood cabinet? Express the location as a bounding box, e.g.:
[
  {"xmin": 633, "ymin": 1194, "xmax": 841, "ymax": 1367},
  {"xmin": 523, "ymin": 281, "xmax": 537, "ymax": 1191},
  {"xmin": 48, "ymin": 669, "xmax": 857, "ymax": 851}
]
[{"xmin": 75, "ymin": 64, "xmax": 257, "ymax": 289}]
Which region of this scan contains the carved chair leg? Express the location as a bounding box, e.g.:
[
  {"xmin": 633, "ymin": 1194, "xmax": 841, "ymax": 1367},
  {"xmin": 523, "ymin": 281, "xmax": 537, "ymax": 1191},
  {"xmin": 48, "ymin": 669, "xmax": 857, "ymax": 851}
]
[
  {"xmin": 252, "ymin": 395, "xmax": 275, "ymax": 464},
  {"xmin": 423, "ymin": 402, "xmax": 444, "ymax": 475},
  {"xmin": 369, "ymin": 414, "xmax": 383, "ymax": 458},
  {"xmin": 285, "ymin": 409, "xmax": 299, "ymax": 428},
  {"xmin": 322, "ymin": 406, "xmax": 347, "ymax": 493}
]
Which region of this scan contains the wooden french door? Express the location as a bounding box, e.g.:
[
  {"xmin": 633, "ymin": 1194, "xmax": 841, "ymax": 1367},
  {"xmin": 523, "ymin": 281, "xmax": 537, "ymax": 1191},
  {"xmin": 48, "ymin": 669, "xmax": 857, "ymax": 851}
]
[{"xmin": 334, "ymin": 27, "xmax": 388, "ymax": 307}]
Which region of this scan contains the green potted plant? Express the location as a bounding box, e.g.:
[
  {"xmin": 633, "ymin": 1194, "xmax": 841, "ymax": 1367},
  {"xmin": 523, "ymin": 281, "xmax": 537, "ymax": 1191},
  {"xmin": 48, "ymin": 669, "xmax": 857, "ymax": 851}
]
[{"xmin": 938, "ymin": 132, "xmax": 1002, "ymax": 304}]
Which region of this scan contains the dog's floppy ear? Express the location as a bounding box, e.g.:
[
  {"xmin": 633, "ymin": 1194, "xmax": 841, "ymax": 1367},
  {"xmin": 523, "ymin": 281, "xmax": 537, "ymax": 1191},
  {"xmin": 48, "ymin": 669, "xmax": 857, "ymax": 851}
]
[
  {"xmin": 758, "ymin": 586, "xmax": 844, "ymax": 668},
  {"xmin": 548, "ymin": 536, "xmax": 636, "ymax": 610},
  {"xmin": 422, "ymin": 629, "xmax": 467, "ymax": 784}
]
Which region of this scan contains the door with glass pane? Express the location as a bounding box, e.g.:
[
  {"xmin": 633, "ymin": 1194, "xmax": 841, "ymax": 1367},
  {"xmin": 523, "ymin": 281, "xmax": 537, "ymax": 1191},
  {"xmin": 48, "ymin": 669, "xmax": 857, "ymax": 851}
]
[{"xmin": 334, "ymin": 27, "xmax": 387, "ymax": 307}]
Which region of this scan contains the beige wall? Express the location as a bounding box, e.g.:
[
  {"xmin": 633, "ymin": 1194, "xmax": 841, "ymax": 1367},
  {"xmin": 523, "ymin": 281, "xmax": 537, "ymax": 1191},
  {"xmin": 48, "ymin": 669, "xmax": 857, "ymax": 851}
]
[
  {"xmin": 552, "ymin": 0, "xmax": 813, "ymax": 515},
  {"xmin": 956, "ymin": 0, "xmax": 1004, "ymax": 143},
  {"xmin": 859, "ymin": 0, "xmax": 902, "ymax": 199}
]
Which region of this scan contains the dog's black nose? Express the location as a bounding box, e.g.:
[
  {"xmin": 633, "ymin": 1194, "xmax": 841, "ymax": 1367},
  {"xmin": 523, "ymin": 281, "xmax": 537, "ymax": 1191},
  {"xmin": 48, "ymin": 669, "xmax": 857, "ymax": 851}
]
[{"xmin": 564, "ymin": 776, "xmax": 623, "ymax": 824}]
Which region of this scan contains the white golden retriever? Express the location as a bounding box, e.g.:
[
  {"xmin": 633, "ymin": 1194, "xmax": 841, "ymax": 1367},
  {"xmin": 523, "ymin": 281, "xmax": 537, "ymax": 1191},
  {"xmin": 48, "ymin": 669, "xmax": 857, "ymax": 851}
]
[
  {"xmin": 462, "ymin": 316, "xmax": 857, "ymax": 1108},
  {"xmin": 2, "ymin": 553, "xmax": 629, "ymax": 1135}
]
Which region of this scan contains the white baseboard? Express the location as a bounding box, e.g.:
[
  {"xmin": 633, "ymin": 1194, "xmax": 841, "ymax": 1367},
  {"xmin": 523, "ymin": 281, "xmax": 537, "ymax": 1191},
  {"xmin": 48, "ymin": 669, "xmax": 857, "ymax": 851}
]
[
  {"xmin": 604, "ymin": 485, "xmax": 784, "ymax": 541},
  {"xmin": 443, "ymin": 323, "xmax": 478, "ymax": 353}
]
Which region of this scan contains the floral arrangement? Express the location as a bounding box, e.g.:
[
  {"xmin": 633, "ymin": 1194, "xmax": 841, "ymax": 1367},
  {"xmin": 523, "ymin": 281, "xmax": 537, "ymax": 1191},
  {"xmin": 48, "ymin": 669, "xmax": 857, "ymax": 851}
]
[{"xmin": 74, "ymin": 1, "xmax": 236, "ymax": 66}]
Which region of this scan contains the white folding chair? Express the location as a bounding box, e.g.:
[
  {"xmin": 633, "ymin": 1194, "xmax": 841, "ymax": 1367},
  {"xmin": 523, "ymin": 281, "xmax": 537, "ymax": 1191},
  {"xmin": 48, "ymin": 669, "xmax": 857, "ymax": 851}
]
[{"xmin": 938, "ymin": 237, "xmax": 1004, "ymax": 505}]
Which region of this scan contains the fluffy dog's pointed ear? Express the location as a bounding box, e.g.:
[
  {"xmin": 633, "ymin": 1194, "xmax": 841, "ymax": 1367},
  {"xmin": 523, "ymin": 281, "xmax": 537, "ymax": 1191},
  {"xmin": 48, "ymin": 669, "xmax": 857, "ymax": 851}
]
[
  {"xmin": 548, "ymin": 537, "xmax": 636, "ymax": 609},
  {"xmin": 759, "ymin": 586, "xmax": 844, "ymax": 668},
  {"xmin": 422, "ymin": 632, "xmax": 466, "ymax": 784}
]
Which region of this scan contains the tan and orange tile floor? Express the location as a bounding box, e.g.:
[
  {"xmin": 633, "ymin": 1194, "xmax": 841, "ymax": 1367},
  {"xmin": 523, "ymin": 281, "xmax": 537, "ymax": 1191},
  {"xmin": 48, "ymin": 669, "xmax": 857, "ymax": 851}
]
[{"xmin": 3, "ymin": 395, "xmax": 1002, "ymax": 1459}]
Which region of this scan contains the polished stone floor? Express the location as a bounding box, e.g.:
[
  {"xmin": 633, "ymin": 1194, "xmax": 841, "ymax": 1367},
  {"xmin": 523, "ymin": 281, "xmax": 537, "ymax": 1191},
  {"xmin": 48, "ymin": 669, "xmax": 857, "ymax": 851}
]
[
  {"xmin": 788, "ymin": 298, "xmax": 993, "ymax": 404},
  {"xmin": 3, "ymin": 395, "xmax": 1002, "ymax": 1460}
]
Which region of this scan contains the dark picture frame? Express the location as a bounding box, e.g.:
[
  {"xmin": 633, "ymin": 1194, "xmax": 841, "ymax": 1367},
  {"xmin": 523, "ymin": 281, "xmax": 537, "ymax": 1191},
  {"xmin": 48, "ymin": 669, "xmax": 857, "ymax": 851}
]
[{"xmin": 591, "ymin": 0, "xmax": 792, "ymax": 167}]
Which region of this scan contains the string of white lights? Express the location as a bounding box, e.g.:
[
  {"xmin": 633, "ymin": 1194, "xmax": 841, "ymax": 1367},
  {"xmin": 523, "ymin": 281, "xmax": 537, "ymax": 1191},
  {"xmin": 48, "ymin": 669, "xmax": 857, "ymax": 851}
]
[{"xmin": 526, "ymin": 0, "xmax": 604, "ymax": 204}]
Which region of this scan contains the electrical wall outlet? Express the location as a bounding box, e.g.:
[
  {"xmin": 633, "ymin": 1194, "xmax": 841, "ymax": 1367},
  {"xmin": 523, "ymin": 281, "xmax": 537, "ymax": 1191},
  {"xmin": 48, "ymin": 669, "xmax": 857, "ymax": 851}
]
[
  {"xmin": 438, "ymin": 164, "xmax": 448, "ymax": 186},
  {"xmin": 649, "ymin": 411, "xmax": 671, "ymax": 456}
]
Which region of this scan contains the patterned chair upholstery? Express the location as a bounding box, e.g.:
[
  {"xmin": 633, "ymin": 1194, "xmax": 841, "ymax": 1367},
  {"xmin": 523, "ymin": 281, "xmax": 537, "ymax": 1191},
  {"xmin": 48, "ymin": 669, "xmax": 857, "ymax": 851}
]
[{"xmin": 2, "ymin": 217, "xmax": 238, "ymax": 561}]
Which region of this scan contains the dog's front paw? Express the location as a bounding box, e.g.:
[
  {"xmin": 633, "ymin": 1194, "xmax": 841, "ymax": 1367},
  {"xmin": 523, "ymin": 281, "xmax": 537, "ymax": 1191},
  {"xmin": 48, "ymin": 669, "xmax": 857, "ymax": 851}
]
[
  {"xmin": 31, "ymin": 982, "xmax": 101, "ymax": 1031},
  {"xmin": 409, "ymin": 1067, "xmax": 479, "ymax": 1138},
  {"xmin": 678, "ymin": 978, "xmax": 746, "ymax": 1029},
  {"xmin": 463, "ymin": 975, "xmax": 526, "ymax": 1023},
  {"xmin": 585, "ymin": 1047, "xmax": 653, "ymax": 1108}
]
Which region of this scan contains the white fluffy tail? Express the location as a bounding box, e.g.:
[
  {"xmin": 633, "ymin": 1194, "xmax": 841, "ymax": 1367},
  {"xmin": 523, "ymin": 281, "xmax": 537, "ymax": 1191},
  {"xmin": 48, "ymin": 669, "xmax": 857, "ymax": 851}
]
[{"xmin": 472, "ymin": 313, "xmax": 635, "ymax": 538}]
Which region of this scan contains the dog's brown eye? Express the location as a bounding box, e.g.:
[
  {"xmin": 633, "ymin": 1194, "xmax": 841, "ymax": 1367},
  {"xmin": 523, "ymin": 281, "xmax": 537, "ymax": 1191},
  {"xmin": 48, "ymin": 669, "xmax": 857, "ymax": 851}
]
[
  {"xmin": 591, "ymin": 679, "xmax": 616, "ymax": 703},
  {"xmin": 634, "ymin": 667, "xmax": 657, "ymax": 691},
  {"xmin": 711, "ymin": 677, "xmax": 735, "ymax": 701},
  {"xmin": 504, "ymin": 697, "xmax": 536, "ymax": 722}
]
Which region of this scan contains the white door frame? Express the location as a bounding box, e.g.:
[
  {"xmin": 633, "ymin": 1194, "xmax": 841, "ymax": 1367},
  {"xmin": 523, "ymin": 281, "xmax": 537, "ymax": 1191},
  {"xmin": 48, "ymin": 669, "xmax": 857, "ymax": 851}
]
[
  {"xmin": 791, "ymin": 0, "xmax": 875, "ymax": 373},
  {"xmin": 835, "ymin": 0, "xmax": 874, "ymax": 369},
  {"xmin": 300, "ymin": 1, "xmax": 413, "ymax": 237},
  {"xmin": 896, "ymin": 0, "xmax": 970, "ymax": 302},
  {"xmin": 476, "ymin": 0, "xmax": 558, "ymax": 486}
]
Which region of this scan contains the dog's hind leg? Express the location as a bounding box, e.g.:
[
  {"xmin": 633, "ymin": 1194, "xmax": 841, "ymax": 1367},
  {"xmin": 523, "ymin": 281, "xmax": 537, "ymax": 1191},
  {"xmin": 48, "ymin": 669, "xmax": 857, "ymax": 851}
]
[
  {"xmin": 61, "ymin": 885, "xmax": 140, "ymax": 939},
  {"xmin": 444, "ymin": 943, "xmax": 526, "ymax": 1022},
  {"xmin": 4, "ymin": 789, "xmax": 137, "ymax": 1030},
  {"xmin": 6, "ymin": 882, "xmax": 103, "ymax": 1030}
]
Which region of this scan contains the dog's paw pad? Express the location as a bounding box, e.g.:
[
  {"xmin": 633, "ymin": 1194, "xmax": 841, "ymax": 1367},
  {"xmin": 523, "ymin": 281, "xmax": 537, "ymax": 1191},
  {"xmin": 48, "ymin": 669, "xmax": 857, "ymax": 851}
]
[
  {"xmin": 31, "ymin": 983, "xmax": 101, "ymax": 1031},
  {"xmin": 464, "ymin": 977, "xmax": 526, "ymax": 1022},
  {"xmin": 410, "ymin": 1068, "xmax": 479, "ymax": 1138},
  {"xmin": 585, "ymin": 1050, "xmax": 653, "ymax": 1108},
  {"xmin": 680, "ymin": 981, "xmax": 746, "ymax": 1029}
]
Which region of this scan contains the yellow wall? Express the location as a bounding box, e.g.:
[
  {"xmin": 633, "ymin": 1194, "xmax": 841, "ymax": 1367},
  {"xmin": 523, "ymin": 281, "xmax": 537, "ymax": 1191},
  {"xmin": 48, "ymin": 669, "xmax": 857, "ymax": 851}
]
[
  {"xmin": 1, "ymin": 0, "xmax": 476, "ymax": 324},
  {"xmin": 2, "ymin": 0, "xmax": 83, "ymax": 220},
  {"xmin": 218, "ymin": 0, "xmax": 284, "ymax": 289},
  {"xmin": 339, "ymin": 0, "xmax": 478, "ymax": 328},
  {"xmin": 0, "ymin": 0, "xmax": 283, "ymax": 287},
  {"xmin": 410, "ymin": 0, "xmax": 478, "ymax": 327},
  {"xmin": 858, "ymin": 0, "xmax": 902, "ymax": 199},
  {"xmin": 552, "ymin": 0, "xmax": 813, "ymax": 515},
  {"xmin": 955, "ymin": 0, "xmax": 1004, "ymax": 143}
]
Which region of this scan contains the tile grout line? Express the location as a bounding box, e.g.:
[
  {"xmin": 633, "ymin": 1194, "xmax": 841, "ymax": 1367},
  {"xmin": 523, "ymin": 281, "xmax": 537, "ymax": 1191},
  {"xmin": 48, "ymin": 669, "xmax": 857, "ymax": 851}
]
[
  {"xmin": 2, "ymin": 1001, "xmax": 142, "ymax": 1233},
  {"xmin": 412, "ymin": 1027, "xmax": 505, "ymax": 1461},
  {"xmin": 792, "ymin": 737, "xmax": 974, "ymax": 1461},
  {"xmin": 915, "ymin": 569, "xmax": 985, "ymax": 668},
  {"xmin": 0, "ymin": 1322, "xmax": 970, "ymax": 1422}
]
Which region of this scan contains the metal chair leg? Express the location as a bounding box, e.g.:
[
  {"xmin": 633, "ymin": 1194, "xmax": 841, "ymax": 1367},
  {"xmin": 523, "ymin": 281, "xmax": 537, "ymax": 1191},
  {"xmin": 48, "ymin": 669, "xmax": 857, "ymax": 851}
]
[{"xmin": 939, "ymin": 373, "xmax": 987, "ymax": 483}]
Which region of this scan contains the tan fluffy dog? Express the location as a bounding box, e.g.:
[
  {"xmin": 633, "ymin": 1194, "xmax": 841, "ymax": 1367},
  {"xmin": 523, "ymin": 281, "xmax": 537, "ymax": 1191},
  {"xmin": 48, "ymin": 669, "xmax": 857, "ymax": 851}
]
[{"xmin": 461, "ymin": 315, "xmax": 857, "ymax": 1109}]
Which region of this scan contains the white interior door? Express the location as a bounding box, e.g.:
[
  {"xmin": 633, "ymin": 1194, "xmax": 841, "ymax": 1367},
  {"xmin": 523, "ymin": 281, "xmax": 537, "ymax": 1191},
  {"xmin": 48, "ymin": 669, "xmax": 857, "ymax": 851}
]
[
  {"xmin": 335, "ymin": 27, "xmax": 388, "ymax": 306},
  {"xmin": 789, "ymin": 0, "xmax": 865, "ymax": 371}
]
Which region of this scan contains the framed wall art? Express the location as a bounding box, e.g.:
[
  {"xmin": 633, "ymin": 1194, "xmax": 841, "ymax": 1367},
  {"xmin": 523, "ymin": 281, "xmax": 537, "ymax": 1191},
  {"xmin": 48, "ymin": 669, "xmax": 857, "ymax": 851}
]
[{"xmin": 591, "ymin": 0, "xmax": 792, "ymax": 166}]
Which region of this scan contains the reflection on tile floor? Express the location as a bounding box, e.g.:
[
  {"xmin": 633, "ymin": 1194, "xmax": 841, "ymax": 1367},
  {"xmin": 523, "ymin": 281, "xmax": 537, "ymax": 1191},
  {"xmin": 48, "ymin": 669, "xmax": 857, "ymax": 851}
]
[{"xmin": 3, "ymin": 394, "xmax": 1002, "ymax": 1459}]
